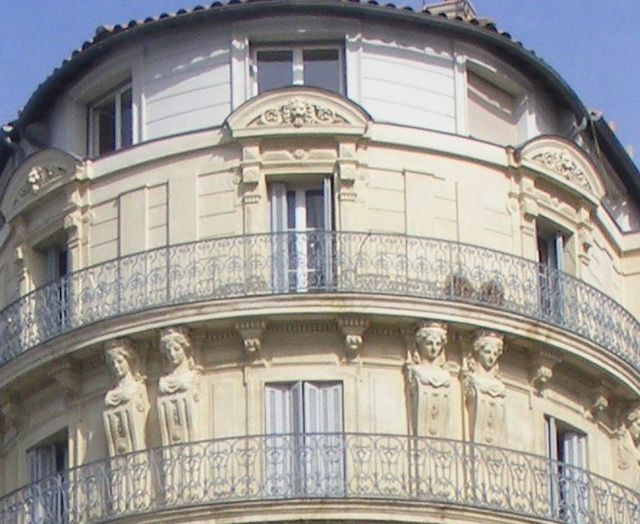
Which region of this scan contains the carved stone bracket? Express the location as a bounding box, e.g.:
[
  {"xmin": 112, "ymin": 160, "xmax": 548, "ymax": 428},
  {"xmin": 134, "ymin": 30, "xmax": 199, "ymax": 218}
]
[
  {"xmin": 589, "ymin": 380, "xmax": 612, "ymax": 419},
  {"xmin": 338, "ymin": 316, "xmax": 369, "ymax": 358},
  {"xmin": 48, "ymin": 358, "xmax": 81, "ymax": 398},
  {"xmin": 530, "ymin": 349, "xmax": 562, "ymax": 393},
  {"xmin": 0, "ymin": 393, "xmax": 21, "ymax": 434},
  {"xmin": 236, "ymin": 320, "xmax": 267, "ymax": 359}
]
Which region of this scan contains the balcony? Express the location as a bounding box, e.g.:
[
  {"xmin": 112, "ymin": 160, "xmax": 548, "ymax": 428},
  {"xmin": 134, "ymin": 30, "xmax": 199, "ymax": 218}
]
[
  {"xmin": 0, "ymin": 232, "xmax": 639, "ymax": 373},
  {"xmin": 1, "ymin": 433, "xmax": 638, "ymax": 524}
]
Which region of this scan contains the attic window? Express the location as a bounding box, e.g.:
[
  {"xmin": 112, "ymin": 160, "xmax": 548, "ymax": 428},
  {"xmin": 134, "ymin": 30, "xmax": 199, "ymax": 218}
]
[
  {"xmin": 254, "ymin": 45, "xmax": 343, "ymax": 95},
  {"xmin": 467, "ymin": 70, "xmax": 518, "ymax": 145},
  {"xmin": 89, "ymin": 83, "xmax": 133, "ymax": 156}
]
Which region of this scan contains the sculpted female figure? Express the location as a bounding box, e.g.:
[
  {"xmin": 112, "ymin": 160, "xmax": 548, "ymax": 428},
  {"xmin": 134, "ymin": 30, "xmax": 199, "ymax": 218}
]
[
  {"xmin": 103, "ymin": 338, "xmax": 149, "ymax": 456},
  {"xmin": 618, "ymin": 404, "xmax": 640, "ymax": 490},
  {"xmin": 463, "ymin": 330, "xmax": 506, "ymax": 445},
  {"xmin": 405, "ymin": 322, "xmax": 451, "ymax": 437},
  {"xmin": 157, "ymin": 326, "xmax": 201, "ymax": 445}
]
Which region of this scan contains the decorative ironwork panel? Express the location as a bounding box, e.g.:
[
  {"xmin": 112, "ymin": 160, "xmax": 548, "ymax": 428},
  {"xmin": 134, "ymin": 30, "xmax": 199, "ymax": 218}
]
[
  {"xmin": 1, "ymin": 233, "xmax": 640, "ymax": 375},
  {"xmin": 0, "ymin": 433, "xmax": 638, "ymax": 524}
]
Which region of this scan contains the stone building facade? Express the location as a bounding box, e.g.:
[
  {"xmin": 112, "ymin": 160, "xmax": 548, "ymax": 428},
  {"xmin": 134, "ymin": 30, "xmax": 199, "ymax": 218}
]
[{"xmin": 1, "ymin": 1, "xmax": 640, "ymax": 523}]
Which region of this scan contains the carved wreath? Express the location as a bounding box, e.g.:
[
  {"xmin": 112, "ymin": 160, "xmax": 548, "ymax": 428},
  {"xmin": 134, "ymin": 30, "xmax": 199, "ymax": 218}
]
[
  {"xmin": 531, "ymin": 151, "xmax": 593, "ymax": 192},
  {"xmin": 257, "ymin": 98, "xmax": 348, "ymax": 128}
]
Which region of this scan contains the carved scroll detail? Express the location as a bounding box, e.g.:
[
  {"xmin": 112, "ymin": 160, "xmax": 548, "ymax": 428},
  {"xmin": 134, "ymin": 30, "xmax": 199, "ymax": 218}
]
[{"xmin": 252, "ymin": 98, "xmax": 349, "ymax": 128}]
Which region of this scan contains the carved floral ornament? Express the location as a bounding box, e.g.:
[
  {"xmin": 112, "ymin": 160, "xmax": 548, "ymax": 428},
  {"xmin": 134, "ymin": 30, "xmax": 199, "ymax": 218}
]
[
  {"xmin": 530, "ymin": 149, "xmax": 593, "ymax": 193},
  {"xmin": 12, "ymin": 165, "xmax": 68, "ymax": 206},
  {"xmin": 252, "ymin": 98, "xmax": 349, "ymax": 128}
]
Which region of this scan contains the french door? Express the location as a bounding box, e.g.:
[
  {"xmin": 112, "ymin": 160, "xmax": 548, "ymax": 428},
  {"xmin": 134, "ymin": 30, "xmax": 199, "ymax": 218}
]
[
  {"xmin": 545, "ymin": 416, "xmax": 588, "ymax": 522},
  {"xmin": 270, "ymin": 179, "xmax": 333, "ymax": 292},
  {"xmin": 264, "ymin": 381, "xmax": 344, "ymax": 497}
]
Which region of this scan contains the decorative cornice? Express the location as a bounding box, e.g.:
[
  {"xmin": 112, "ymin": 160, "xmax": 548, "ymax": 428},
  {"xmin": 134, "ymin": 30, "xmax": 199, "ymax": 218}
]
[
  {"xmin": 251, "ymin": 98, "xmax": 349, "ymax": 128},
  {"xmin": 531, "ymin": 150, "xmax": 593, "ymax": 192}
]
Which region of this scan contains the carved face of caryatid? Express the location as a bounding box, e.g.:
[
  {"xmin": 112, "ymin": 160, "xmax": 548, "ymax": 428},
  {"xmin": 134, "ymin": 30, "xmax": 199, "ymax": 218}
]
[
  {"xmin": 415, "ymin": 323, "xmax": 447, "ymax": 363},
  {"xmin": 626, "ymin": 405, "xmax": 640, "ymax": 446},
  {"xmin": 472, "ymin": 331, "xmax": 504, "ymax": 373},
  {"xmin": 159, "ymin": 326, "xmax": 193, "ymax": 375}
]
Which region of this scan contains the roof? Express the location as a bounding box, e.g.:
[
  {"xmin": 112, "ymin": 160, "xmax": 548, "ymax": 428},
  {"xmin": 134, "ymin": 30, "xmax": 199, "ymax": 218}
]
[{"xmin": 1, "ymin": 0, "xmax": 638, "ymax": 194}]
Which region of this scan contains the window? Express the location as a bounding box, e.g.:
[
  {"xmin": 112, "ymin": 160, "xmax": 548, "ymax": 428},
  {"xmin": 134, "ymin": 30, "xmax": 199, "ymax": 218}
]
[
  {"xmin": 28, "ymin": 431, "xmax": 68, "ymax": 522},
  {"xmin": 265, "ymin": 381, "xmax": 344, "ymax": 497},
  {"xmin": 255, "ymin": 45, "xmax": 343, "ymax": 95},
  {"xmin": 467, "ymin": 70, "xmax": 518, "ymax": 145},
  {"xmin": 537, "ymin": 226, "xmax": 566, "ymax": 322},
  {"xmin": 89, "ymin": 83, "xmax": 133, "ymax": 156},
  {"xmin": 545, "ymin": 417, "xmax": 588, "ymax": 522},
  {"xmin": 37, "ymin": 244, "xmax": 70, "ymax": 333},
  {"xmin": 269, "ymin": 178, "xmax": 334, "ymax": 291}
]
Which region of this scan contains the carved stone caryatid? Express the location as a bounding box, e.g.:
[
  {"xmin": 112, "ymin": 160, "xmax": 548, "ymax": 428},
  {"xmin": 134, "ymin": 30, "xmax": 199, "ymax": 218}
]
[
  {"xmin": 157, "ymin": 326, "xmax": 201, "ymax": 446},
  {"xmin": 463, "ymin": 330, "xmax": 507, "ymax": 445},
  {"xmin": 404, "ymin": 321, "xmax": 451, "ymax": 437},
  {"xmin": 618, "ymin": 404, "xmax": 640, "ymax": 490},
  {"xmin": 103, "ymin": 338, "xmax": 149, "ymax": 456}
]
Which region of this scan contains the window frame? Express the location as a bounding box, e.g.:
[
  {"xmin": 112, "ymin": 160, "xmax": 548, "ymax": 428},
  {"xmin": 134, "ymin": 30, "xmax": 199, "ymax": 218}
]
[
  {"xmin": 544, "ymin": 416, "xmax": 588, "ymax": 522},
  {"xmin": 268, "ymin": 177, "xmax": 335, "ymax": 292},
  {"xmin": 88, "ymin": 81, "xmax": 134, "ymax": 157},
  {"xmin": 251, "ymin": 42, "xmax": 345, "ymax": 96}
]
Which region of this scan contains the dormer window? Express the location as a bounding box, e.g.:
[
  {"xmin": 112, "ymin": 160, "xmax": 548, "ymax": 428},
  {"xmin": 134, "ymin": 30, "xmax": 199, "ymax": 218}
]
[
  {"xmin": 254, "ymin": 45, "xmax": 343, "ymax": 95},
  {"xmin": 89, "ymin": 82, "xmax": 133, "ymax": 156}
]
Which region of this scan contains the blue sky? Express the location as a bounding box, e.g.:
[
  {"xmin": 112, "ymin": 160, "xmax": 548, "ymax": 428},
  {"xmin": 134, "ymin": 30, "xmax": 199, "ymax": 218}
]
[{"xmin": 1, "ymin": 0, "xmax": 638, "ymax": 163}]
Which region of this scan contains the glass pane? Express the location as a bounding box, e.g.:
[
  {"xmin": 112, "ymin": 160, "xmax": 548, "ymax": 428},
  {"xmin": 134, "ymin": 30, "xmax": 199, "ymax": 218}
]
[
  {"xmin": 305, "ymin": 189, "xmax": 324, "ymax": 230},
  {"xmin": 120, "ymin": 88, "xmax": 133, "ymax": 148},
  {"xmin": 258, "ymin": 50, "xmax": 293, "ymax": 93},
  {"xmin": 95, "ymin": 99, "xmax": 116, "ymax": 155},
  {"xmin": 303, "ymin": 49, "xmax": 340, "ymax": 93}
]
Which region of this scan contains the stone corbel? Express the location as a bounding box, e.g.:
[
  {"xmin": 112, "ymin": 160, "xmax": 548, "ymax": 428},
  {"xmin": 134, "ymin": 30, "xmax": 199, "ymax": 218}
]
[
  {"xmin": 519, "ymin": 176, "xmax": 539, "ymax": 222},
  {"xmin": 335, "ymin": 142, "xmax": 359, "ymax": 202},
  {"xmin": 48, "ymin": 358, "xmax": 81, "ymax": 399},
  {"xmin": 236, "ymin": 320, "xmax": 267, "ymax": 359},
  {"xmin": 589, "ymin": 380, "xmax": 611, "ymax": 420},
  {"xmin": 577, "ymin": 207, "xmax": 593, "ymax": 264},
  {"xmin": 338, "ymin": 316, "xmax": 369, "ymax": 358},
  {"xmin": 0, "ymin": 393, "xmax": 21, "ymax": 434},
  {"xmin": 530, "ymin": 349, "xmax": 562, "ymax": 393}
]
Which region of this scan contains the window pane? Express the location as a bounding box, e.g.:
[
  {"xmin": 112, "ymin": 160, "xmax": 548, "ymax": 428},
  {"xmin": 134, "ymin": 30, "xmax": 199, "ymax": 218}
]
[
  {"xmin": 120, "ymin": 88, "xmax": 133, "ymax": 149},
  {"xmin": 95, "ymin": 99, "xmax": 116, "ymax": 155},
  {"xmin": 303, "ymin": 49, "xmax": 340, "ymax": 93},
  {"xmin": 258, "ymin": 50, "xmax": 293, "ymax": 93}
]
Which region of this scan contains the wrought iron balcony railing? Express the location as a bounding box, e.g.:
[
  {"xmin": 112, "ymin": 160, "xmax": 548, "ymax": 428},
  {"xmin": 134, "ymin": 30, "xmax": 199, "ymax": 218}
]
[
  {"xmin": 0, "ymin": 433, "xmax": 638, "ymax": 524},
  {"xmin": 0, "ymin": 232, "xmax": 639, "ymax": 372}
]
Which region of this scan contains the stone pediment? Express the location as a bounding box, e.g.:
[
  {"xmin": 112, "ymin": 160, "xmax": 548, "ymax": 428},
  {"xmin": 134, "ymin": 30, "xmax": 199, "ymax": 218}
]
[
  {"xmin": 518, "ymin": 136, "xmax": 605, "ymax": 200},
  {"xmin": 1, "ymin": 149, "xmax": 82, "ymax": 221},
  {"xmin": 225, "ymin": 87, "xmax": 371, "ymax": 140}
]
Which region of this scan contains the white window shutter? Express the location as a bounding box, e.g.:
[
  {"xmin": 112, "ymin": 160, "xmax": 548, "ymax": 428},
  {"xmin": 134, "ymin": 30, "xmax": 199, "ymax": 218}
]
[{"xmin": 265, "ymin": 384, "xmax": 293, "ymax": 435}]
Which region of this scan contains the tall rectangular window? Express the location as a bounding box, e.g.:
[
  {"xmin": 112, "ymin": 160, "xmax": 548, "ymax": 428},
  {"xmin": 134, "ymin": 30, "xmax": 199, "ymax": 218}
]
[
  {"xmin": 38, "ymin": 244, "xmax": 70, "ymax": 332},
  {"xmin": 545, "ymin": 417, "xmax": 588, "ymax": 522},
  {"xmin": 255, "ymin": 45, "xmax": 343, "ymax": 95},
  {"xmin": 269, "ymin": 178, "xmax": 334, "ymax": 291},
  {"xmin": 537, "ymin": 226, "xmax": 566, "ymax": 322},
  {"xmin": 28, "ymin": 431, "xmax": 68, "ymax": 523},
  {"xmin": 90, "ymin": 83, "xmax": 133, "ymax": 156},
  {"xmin": 265, "ymin": 381, "xmax": 344, "ymax": 497}
]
